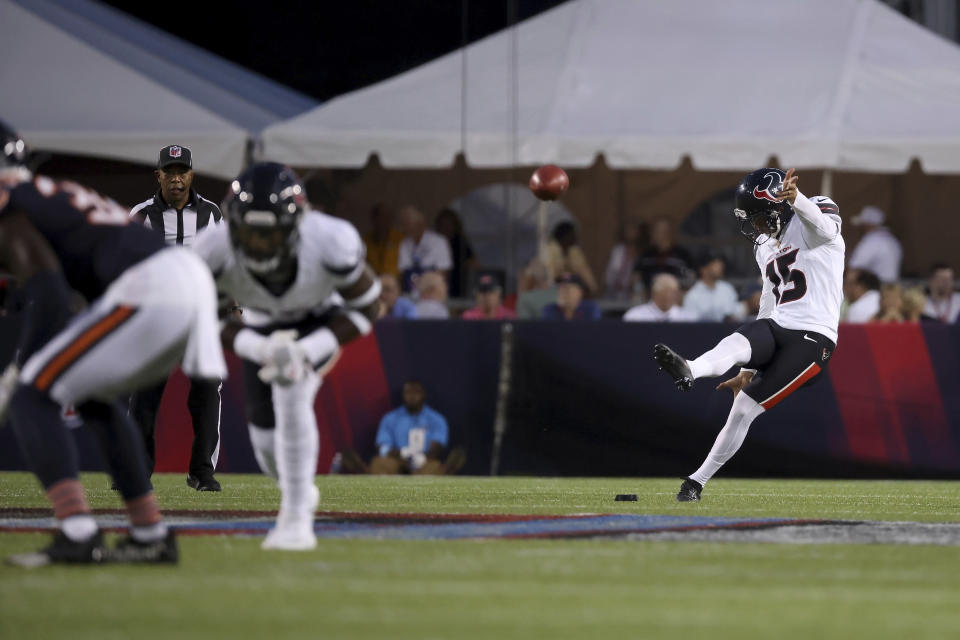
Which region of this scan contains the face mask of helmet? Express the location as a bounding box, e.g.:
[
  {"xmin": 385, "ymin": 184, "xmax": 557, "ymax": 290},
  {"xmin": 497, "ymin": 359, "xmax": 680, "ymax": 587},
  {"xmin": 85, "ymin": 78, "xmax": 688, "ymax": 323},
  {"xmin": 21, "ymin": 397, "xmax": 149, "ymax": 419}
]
[
  {"xmin": 734, "ymin": 208, "xmax": 782, "ymax": 244},
  {"xmin": 230, "ymin": 209, "xmax": 300, "ymax": 274}
]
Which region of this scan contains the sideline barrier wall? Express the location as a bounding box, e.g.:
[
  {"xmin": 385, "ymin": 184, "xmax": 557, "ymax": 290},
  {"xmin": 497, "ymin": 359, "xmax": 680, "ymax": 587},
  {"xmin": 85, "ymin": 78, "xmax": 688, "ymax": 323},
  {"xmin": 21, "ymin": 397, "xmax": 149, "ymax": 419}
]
[{"xmin": 1, "ymin": 317, "xmax": 958, "ymax": 478}]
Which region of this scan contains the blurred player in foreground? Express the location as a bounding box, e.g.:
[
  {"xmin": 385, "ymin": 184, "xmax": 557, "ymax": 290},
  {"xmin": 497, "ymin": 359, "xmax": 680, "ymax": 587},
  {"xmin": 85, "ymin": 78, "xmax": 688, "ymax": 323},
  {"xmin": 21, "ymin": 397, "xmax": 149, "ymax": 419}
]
[
  {"xmin": 654, "ymin": 168, "xmax": 844, "ymax": 502},
  {"xmin": 0, "ymin": 120, "xmax": 225, "ymax": 566},
  {"xmin": 193, "ymin": 162, "xmax": 380, "ymax": 550}
]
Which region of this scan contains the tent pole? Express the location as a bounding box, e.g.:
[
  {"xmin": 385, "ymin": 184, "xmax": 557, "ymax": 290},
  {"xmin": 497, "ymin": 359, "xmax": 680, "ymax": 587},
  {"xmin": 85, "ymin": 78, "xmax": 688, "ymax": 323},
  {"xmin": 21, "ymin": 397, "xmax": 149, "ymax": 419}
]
[{"xmin": 820, "ymin": 169, "xmax": 834, "ymax": 197}]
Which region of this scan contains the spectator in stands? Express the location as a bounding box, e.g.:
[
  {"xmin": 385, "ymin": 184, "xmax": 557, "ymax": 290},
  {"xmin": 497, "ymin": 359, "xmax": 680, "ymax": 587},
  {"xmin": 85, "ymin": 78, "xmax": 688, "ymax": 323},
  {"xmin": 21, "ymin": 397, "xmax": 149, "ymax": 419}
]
[
  {"xmin": 848, "ymin": 206, "xmax": 902, "ymax": 283},
  {"xmin": 604, "ymin": 219, "xmax": 644, "ymax": 301},
  {"xmin": 546, "ymin": 221, "xmax": 599, "ymax": 296},
  {"xmin": 128, "ymin": 144, "xmax": 223, "ymax": 491},
  {"xmin": 873, "ymin": 283, "xmax": 905, "ymax": 323},
  {"xmin": 902, "ymin": 286, "xmax": 931, "ymax": 323},
  {"xmin": 516, "ymin": 258, "xmax": 556, "ymax": 320},
  {"xmin": 363, "ymin": 202, "xmax": 404, "ymax": 278},
  {"xmin": 541, "ymin": 272, "xmax": 601, "ymax": 320},
  {"xmin": 433, "ymin": 208, "xmax": 476, "ymax": 298},
  {"xmin": 682, "ymin": 253, "xmax": 741, "ymax": 321},
  {"xmin": 739, "ymin": 281, "xmax": 763, "ymax": 319},
  {"xmin": 924, "ymin": 263, "xmax": 960, "ymax": 323},
  {"xmin": 413, "ymin": 271, "xmax": 450, "ymax": 319},
  {"xmin": 462, "ymin": 273, "xmax": 516, "ymax": 320},
  {"xmin": 340, "ymin": 381, "xmax": 465, "ymax": 475},
  {"xmin": 843, "ymin": 268, "xmax": 881, "ymax": 323},
  {"xmin": 635, "ymin": 217, "xmax": 694, "ymax": 291},
  {"xmin": 624, "ymin": 273, "xmax": 696, "ymax": 322},
  {"xmin": 398, "ymin": 205, "xmax": 452, "ymax": 293},
  {"xmin": 379, "ymin": 273, "xmax": 417, "ymax": 319}
]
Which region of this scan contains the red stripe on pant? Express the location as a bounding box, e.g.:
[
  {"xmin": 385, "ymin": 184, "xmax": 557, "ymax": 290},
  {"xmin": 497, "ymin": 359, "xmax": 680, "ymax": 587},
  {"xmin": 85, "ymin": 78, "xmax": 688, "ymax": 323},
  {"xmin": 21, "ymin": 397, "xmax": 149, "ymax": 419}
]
[{"xmin": 760, "ymin": 363, "xmax": 821, "ymax": 410}]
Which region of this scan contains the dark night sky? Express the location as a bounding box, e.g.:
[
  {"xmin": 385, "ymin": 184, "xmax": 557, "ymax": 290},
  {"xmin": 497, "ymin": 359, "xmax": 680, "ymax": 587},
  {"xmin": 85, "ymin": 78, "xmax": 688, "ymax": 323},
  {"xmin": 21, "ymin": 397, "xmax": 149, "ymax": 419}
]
[{"xmin": 103, "ymin": 0, "xmax": 568, "ymax": 102}]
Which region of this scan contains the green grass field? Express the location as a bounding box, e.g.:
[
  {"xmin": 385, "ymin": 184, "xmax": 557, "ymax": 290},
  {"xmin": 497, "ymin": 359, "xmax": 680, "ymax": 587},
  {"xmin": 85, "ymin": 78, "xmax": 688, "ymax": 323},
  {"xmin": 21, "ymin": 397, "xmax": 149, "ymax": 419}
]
[{"xmin": 2, "ymin": 472, "xmax": 960, "ymax": 640}]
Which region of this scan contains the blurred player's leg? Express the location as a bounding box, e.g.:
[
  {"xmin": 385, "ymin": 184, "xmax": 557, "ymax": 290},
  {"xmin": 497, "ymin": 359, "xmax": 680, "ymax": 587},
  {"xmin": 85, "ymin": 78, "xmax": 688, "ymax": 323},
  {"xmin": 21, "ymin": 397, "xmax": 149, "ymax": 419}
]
[
  {"xmin": 5, "ymin": 384, "xmax": 106, "ymax": 566},
  {"xmin": 242, "ymin": 359, "xmax": 279, "ymax": 480},
  {"xmin": 263, "ymin": 369, "xmax": 321, "ymax": 551},
  {"xmin": 128, "ymin": 379, "xmax": 167, "ymax": 474}
]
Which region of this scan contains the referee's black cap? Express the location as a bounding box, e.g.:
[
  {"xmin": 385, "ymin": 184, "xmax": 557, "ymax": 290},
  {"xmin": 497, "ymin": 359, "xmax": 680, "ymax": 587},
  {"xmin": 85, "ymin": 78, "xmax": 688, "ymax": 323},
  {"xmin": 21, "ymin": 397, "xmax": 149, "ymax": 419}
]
[{"xmin": 157, "ymin": 144, "xmax": 192, "ymax": 170}]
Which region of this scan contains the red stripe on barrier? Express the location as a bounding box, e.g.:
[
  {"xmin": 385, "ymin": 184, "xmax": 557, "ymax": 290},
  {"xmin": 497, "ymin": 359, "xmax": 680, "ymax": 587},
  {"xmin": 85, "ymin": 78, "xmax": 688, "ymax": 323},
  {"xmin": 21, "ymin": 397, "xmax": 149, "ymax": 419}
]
[
  {"xmin": 865, "ymin": 324, "xmax": 956, "ymax": 469},
  {"xmin": 831, "ymin": 326, "xmax": 903, "ymax": 462}
]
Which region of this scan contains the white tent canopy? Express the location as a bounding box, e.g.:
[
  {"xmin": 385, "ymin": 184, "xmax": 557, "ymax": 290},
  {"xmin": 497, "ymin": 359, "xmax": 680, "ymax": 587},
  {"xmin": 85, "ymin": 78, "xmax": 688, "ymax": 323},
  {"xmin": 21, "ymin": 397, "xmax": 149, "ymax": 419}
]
[
  {"xmin": 262, "ymin": 0, "xmax": 960, "ymax": 173},
  {"xmin": 0, "ymin": 0, "xmax": 316, "ymax": 178}
]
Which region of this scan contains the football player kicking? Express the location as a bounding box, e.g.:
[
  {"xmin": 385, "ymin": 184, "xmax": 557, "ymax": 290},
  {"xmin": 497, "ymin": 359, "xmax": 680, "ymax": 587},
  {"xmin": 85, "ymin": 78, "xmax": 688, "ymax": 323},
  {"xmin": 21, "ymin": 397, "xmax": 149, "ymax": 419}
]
[
  {"xmin": 654, "ymin": 168, "xmax": 844, "ymax": 502},
  {"xmin": 0, "ymin": 121, "xmax": 226, "ymax": 566},
  {"xmin": 193, "ymin": 162, "xmax": 380, "ymax": 550}
]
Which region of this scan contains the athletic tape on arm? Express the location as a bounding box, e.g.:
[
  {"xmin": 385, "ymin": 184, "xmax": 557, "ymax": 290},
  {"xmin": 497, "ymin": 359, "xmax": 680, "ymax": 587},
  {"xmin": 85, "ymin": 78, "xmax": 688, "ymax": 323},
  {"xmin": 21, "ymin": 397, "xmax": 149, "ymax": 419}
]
[{"xmin": 344, "ymin": 278, "xmax": 381, "ymax": 309}]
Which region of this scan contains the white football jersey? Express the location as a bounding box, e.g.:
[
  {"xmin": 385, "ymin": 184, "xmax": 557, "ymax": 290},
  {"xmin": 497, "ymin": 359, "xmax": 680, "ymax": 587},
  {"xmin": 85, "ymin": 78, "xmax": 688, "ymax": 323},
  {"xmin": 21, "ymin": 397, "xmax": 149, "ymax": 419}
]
[
  {"xmin": 193, "ymin": 210, "xmax": 365, "ymax": 327},
  {"xmin": 754, "ymin": 195, "xmax": 845, "ymax": 343}
]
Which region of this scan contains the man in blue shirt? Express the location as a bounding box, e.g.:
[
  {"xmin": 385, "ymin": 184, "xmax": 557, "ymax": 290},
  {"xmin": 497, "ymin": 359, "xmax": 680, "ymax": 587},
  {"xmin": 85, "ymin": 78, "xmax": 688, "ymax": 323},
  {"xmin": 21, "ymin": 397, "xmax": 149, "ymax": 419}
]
[{"xmin": 373, "ymin": 381, "xmax": 450, "ymax": 473}]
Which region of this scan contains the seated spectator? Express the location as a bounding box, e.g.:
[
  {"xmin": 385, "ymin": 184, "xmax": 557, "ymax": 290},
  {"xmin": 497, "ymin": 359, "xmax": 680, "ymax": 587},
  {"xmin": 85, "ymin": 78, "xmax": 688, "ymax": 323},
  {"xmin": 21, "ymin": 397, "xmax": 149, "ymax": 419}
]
[
  {"xmin": 902, "ymin": 286, "xmax": 932, "ymax": 323},
  {"xmin": 843, "ymin": 268, "xmax": 881, "ymax": 323},
  {"xmin": 342, "ymin": 381, "xmax": 465, "ymax": 475},
  {"xmin": 924, "ymin": 263, "xmax": 960, "ymax": 323},
  {"xmin": 546, "ymin": 221, "xmax": 599, "ymax": 296},
  {"xmin": 682, "ymin": 253, "xmax": 741, "ymax": 321},
  {"xmin": 398, "ymin": 205, "xmax": 452, "ymax": 293},
  {"xmin": 634, "ymin": 217, "xmax": 694, "ymax": 291},
  {"xmin": 379, "ymin": 273, "xmax": 417, "ymax": 319},
  {"xmin": 604, "ymin": 220, "xmax": 644, "ymax": 301},
  {"xmin": 414, "ymin": 271, "xmax": 450, "ymax": 319},
  {"xmin": 434, "ymin": 208, "xmax": 476, "ymax": 298},
  {"xmin": 541, "ymin": 272, "xmax": 601, "ymax": 320},
  {"xmin": 739, "ymin": 281, "xmax": 763, "ymax": 319},
  {"xmin": 363, "ymin": 202, "xmax": 404, "ymax": 278},
  {"xmin": 462, "ymin": 273, "xmax": 516, "ymax": 320},
  {"xmin": 873, "ymin": 283, "xmax": 904, "ymax": 323},
  {"xmin": 848, "ymin": 206, "xmax": 902, "ymax": 283},
  {"xmin": 516, "ymin": 259, "xmax": 556, "ymax": 320},
  {"xmin": 624, "ymin": 273, "xmax": 696, "ymax": 322}
]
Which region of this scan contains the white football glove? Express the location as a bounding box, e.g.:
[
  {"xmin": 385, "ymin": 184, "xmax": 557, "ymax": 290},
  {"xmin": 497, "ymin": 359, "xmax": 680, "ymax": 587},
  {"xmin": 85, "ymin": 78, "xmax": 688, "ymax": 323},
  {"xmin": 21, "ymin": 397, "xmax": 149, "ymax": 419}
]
[
  {"xmin": 257, "ymin": 330, "xmax": 308, "ymax": 386},
  {"xmin": 0, "ymin": 363, "xmax": 21, "ymax": 427}
]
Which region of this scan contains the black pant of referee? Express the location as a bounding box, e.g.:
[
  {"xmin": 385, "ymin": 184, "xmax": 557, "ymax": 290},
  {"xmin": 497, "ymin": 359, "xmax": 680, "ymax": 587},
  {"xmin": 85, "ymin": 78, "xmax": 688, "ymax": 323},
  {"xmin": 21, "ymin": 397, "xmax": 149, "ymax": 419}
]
[{"xmin": 130, "ymin": 375, "xmax": 223, "ymax": 491}]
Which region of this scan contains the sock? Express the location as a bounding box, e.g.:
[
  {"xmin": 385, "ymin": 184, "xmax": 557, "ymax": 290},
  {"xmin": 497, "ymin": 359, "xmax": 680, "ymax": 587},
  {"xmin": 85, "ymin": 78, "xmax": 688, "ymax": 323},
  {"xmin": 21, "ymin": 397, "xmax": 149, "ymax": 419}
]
[
  {"xmin": 248, "ymin": 423, "xmax": 279, "ymax": 481},
  {"xmin": 47, "ymin": 478, "xmax": 91, "ymax": 520},
  {"xmin": 687, "ymin": 333, "xmax": 752, "ymax": 380},
  {"xmin": 131, "ymin": 522, "xmax": 168, "ymax": 543},
  {"xmin": 61, "ymin": 514, "xmax": 98, "ymax": 542},
  {"xmin": 271, "ymin": 370, "xmax": 321, "ymax": 521},
  {"xmin": 689, "ymin": 391, "xmax": 765, "ymax": 486},
  {"xmin": 126, "ymin": 492, "xmax": 162, "ymax": 528}
]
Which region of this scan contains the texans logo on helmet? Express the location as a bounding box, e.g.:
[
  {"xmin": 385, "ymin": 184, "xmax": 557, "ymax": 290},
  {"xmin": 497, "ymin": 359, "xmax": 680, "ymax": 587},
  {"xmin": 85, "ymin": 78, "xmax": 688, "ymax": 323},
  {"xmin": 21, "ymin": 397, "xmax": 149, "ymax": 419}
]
[
  {"xmin": 169, "ymin": 146, "xmax": 182, "ymax": 158},
  {"xmin": 752, "ymin": 171, "xmax": 782, "ymax": 203}
]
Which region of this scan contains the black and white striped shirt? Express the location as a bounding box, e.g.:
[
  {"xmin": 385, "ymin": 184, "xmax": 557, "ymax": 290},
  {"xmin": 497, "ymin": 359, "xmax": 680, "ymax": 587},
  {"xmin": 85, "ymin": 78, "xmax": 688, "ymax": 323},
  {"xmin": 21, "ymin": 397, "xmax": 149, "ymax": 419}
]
[{"xmin": 130, "ymin": 189, "xmax": 222, "ymax": 247}]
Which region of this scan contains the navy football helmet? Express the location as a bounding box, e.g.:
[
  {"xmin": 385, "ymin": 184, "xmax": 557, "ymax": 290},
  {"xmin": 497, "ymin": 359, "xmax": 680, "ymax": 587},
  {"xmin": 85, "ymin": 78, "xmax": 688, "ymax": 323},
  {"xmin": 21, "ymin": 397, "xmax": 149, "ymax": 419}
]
[
  {"xmin": 224, "ymin": 162, "xmax": 307, "ymax": 275},
  {"xmin": 0, "ymin": 119, "xmax": 29, "ymax": 173},
  {"xmin": 733, "ymin": 168, "xmax": 794, "ymax": 244}
]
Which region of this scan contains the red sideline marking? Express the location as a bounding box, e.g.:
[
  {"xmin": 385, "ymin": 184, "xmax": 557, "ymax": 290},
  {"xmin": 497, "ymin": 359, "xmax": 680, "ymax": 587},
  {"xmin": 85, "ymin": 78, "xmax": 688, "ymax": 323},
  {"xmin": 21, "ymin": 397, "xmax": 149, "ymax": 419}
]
[{"xmin": 0, "ymin": 507, "xmax": 593, "ymax": 523}]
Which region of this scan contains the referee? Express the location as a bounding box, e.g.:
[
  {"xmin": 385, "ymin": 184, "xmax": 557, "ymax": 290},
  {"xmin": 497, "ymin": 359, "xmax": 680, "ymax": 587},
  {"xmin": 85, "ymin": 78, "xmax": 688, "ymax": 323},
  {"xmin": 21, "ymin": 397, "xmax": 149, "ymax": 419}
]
[{"xmin": 129, "ymin": 144, "xmax": 224, "ymax": 491}]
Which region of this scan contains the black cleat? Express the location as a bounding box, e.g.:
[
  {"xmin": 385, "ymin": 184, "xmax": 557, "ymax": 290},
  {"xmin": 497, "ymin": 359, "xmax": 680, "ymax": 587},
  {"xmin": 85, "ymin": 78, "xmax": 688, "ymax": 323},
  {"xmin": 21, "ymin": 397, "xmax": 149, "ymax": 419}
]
[
  {"xmin": 654, "ymin": 344, "xmax": 694, "ymax": 391},
  {"xmin": 110, "ymin": 529, "xmax": 178, "ymax": 564},
  {"xmin": 187, "ymin": 474, "xmax": 221, "ymax": 491},
  {"xmin": 676, "ymin": 478, "xmax": 703, "ymax": 502},
  {"xmin": 6, "ymin": 530, "xmax": 108, "ymax": 568}
]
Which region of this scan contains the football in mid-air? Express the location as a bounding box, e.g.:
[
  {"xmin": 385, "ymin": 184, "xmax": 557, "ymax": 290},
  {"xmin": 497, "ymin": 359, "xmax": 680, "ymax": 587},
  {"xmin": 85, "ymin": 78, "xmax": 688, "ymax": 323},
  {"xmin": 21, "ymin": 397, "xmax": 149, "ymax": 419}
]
[{"xmin": 529, "ymin": 164, "xmax": 569, "ymax": 201}]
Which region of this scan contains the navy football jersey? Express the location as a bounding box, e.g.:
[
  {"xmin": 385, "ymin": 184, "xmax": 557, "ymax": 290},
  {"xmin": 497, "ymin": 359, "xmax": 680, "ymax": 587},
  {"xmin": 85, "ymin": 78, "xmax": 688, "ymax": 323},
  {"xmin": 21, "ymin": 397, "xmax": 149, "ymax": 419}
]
[{"xmin": 0, "ymin": 174, "xmax": 164, "ymax": 301}]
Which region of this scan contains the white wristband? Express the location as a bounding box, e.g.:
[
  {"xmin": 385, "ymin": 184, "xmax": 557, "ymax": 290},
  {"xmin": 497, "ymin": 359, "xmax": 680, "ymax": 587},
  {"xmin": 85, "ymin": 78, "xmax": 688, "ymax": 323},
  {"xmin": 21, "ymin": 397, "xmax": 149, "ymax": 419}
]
[
  {"xmin": 299, "ymin": 327, "xmax": 340, "ymax": 366},
  {"xmin": 234, "ymin": 328, "xmax": 267, "ymax": 364}
]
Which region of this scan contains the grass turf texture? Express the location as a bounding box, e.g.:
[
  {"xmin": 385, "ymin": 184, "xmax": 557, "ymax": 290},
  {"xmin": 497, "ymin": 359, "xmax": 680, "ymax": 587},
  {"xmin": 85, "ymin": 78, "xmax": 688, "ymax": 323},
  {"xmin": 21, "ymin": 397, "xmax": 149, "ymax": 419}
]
[{"xmin": 1, "ymin": 472, "xmax": 960, "ymax": 639}]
